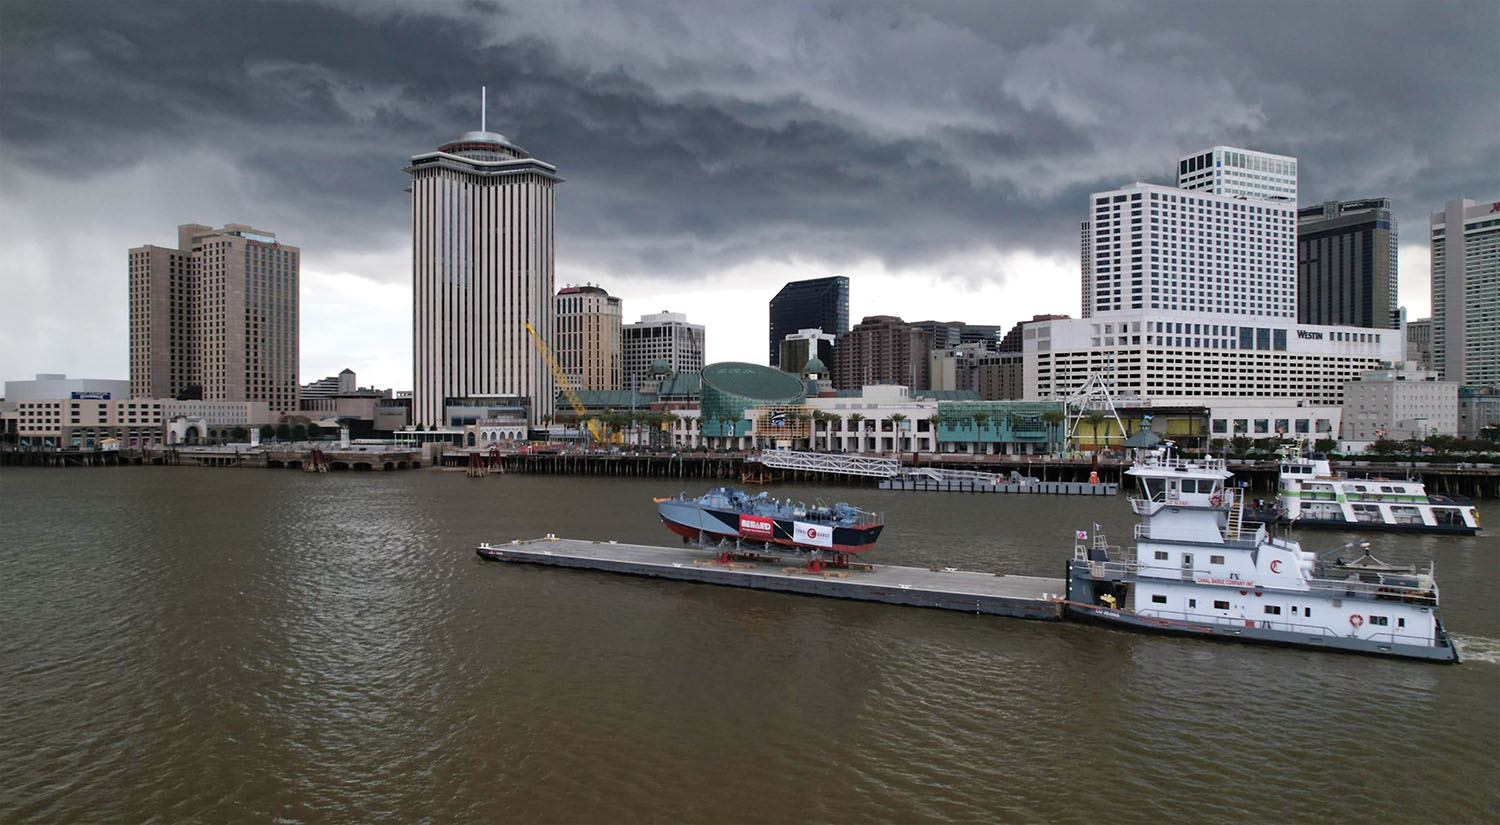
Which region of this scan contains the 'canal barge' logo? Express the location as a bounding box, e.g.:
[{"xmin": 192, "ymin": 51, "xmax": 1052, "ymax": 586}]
[{"xmin": 739, "ymin": 515, "xmax": 775, "ymax": 538}]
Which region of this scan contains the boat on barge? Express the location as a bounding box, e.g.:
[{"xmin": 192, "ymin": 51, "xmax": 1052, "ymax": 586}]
[
  {"xmin": 1066, "ymin": 448, "xmax": 1461, "ymax": 663},
  {"xmin": 657, "ymin": 487, "xmax": 884, "ymax": 556},
  {"xmin": 1248, "ymin": 450, "xmax": 1480, "ymax": 535}
]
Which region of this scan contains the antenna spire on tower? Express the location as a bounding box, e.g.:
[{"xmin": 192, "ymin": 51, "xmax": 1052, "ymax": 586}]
[{"xmin": 481, "ymin": 85, "xmax": 487, "ymax": 132}]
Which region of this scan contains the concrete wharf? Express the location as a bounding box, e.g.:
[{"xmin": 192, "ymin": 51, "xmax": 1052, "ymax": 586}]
[{"xmin": 477, "ymin": 537, "xmax": 1066, "ymax": 620}]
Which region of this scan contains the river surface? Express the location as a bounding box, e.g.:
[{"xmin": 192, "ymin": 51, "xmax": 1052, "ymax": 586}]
[{"xmin": 1, "ymin": 466, "xmax": 1497, "ymax": 824}]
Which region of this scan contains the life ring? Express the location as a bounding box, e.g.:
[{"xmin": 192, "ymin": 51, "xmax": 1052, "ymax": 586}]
[
  {"xmin": 1210, "ymin": 494, "xmax": 1223, "ymax": 507},
  {"xmin": 1349, "ymin": 614, "xmax": 1364, "ymax": 628}
]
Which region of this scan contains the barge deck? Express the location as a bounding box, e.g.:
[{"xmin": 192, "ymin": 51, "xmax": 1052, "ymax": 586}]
[{"xmin": 478, "ymin": 537, "xmax": 1065, "ymax": 620}]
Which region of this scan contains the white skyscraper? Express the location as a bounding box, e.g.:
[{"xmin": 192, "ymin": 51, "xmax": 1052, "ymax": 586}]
[
  {"xmin": 405, "ymin": 128, "xmax": 560, "ymax": 427},
  {"xmin": 1176, "ymin": 145, "xmax": 1297, "ymax": 202},
  {"xmin": 1086, "ymin": 182, "xmax": 1298, "ymax": 318},
  {"xmin": 622, "ymin": 311, "xmax": 705, "ymax": 383}
]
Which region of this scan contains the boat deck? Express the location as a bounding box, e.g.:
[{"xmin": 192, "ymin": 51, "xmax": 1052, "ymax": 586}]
[{"xmin": 478, "ymin": 537, "xmax": 1066, "ymax": 620}]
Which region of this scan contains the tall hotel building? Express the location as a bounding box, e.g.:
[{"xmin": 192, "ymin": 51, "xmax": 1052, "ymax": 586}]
[
  {"xmin": 128, "ymin": 223, "xmax": 299, "ymax": 412},
  {"xmin": 1297, "ymin": 199, "xmax": 1398, "ymax": 329},
  {"xmin": 406, "ymin": 129, "xmax": 560, "ymax": 427},
  {"xmin": 1042, "ymin": 146, "xmax": 1399, "ymax": 404},
  {"xmin": 1431, "ymin": 198, "xmax": 1500, "ymax": 387},
  {"xmin": 555, "ymin": 285, "xmax": 623, "ymax": 391}
]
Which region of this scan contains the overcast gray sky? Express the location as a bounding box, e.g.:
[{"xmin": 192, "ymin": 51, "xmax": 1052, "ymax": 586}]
[{"xmin": 3, "ymin": 0, "xmax": 1496, "ymax": 391}]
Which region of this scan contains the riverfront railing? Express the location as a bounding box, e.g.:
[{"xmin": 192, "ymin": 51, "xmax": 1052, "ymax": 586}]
[{"xmin": 754, "ymin": 449, "xmax": 900, "ymax": 478}]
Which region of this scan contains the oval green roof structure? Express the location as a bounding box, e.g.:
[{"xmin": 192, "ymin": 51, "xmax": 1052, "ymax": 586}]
[{"xmin": 701, "ymin": 362, "xmax": 805, "ymax": 401}]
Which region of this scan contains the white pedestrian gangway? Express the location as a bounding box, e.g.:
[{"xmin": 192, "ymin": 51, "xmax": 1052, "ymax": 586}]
[{"xmin": 753, "ymin": 449, "xmax": 900, "ymax": 478}]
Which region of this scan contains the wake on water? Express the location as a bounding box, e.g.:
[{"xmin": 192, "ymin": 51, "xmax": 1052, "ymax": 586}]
[{"xmin": 1452, "ymin": 634, "xmax": 1500, "ymax": 665}]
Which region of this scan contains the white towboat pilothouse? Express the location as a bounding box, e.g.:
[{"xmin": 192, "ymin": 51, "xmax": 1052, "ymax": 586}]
[{"xmin": 1065, "ymin": 448, "xmax": 1461, "ymax": 663}]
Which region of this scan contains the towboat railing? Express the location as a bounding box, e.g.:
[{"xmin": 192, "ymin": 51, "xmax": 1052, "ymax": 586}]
[
  {"xmin": 1303, "ymin": 575, "xmax": 1439, "ymax": 605},
  {"xmin": 1130, "ymin": 454, "xmax": 1227, "ymax": 473}
]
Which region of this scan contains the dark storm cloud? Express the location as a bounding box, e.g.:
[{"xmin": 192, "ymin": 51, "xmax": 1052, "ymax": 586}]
[{"xmin": 3, "ymin": 0, "xmax": 1498, "ymax": 287}]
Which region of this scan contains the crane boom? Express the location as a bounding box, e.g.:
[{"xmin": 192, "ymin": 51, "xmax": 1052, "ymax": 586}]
[{"xmin": 525, "ymin": 322, "xmax": 604, "ymax": 443}]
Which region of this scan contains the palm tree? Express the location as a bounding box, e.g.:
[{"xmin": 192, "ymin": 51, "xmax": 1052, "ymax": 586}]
[
  {"xmin": 971, "ymin": 412, "xmax": 989, "ymax": 457},
  {"xmin": 719, "ymin": 416, "xmax": 738, "ymax": 451},
  {"xmin": 1041, "ymin": 408, "xmax": 1065, "ymax": 454},
  {"xmin": 848, "ymin": 413, "xmax": 865, "ymax": 453},
  {"xmin": 1003, "ymin": 412, "xmax": 1023, "ymax": 456},
  {"xmin": 889, "ymin": 413, "xmax": 908, "ymax": 454},
  {"xmin": 1083, "ymin": 410, "xmax": 1108, "ymax": 454}
]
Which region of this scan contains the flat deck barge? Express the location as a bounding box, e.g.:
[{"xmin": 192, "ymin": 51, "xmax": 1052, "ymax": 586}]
[{"xmin": 477, "ymin": 537, "xmax": 1065, "ymax": 620}]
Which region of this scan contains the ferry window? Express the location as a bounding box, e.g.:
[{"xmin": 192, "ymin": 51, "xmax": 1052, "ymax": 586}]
[
  {"xmin": 1370, "ymin": 616, "xmax": 1388, "ymax": 626},
  {"xmin": 1264, "ymin": 605, "xmax": 1282, "ymax": 615},
  {"xmin": 1307, "ymin": 608, "xmax": 1314, "ymax": 617},
  {"xmin": 1154, "ymin": 551, "xmax": 1169, "ymax": 561},
  {"xmin": 1210, "ymin": 555, "xmax": 1225, "ymax": 564},
  {"xmin": 1151, "ymin": 595, "xmax": 1167, "ymax": 604},
  {"xmin": 1213, "ymin": 600, "xmax": 1229, "ymax": 610}
]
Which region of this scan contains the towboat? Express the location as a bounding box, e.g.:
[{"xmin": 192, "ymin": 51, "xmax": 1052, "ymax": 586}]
[{"xmin": 1065, "ymin": 447, "xmax": 1461, "ymax": 663}]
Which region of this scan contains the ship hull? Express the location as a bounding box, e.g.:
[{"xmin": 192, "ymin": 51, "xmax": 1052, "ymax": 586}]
[
  {"xmin": 1247, "ymin": 511, "xmax": 1479, "ymax": 536},
  {"xmin": 1065, "ymin": 565, "xmax": 1460, "ymax": 663},
  {"xmin": 658, "ymin": 499, "xmax": 883, "ymax": 553}
]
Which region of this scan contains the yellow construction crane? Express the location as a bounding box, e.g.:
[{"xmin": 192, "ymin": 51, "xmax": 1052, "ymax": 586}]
[{"xmin": 525, "ymin": 321, "xmax": 605, "ymax": 443}]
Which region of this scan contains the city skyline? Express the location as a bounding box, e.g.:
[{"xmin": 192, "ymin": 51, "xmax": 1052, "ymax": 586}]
[{"xmin": 3, "ymin": 0, "xmax": 1497, "ymax": 392}]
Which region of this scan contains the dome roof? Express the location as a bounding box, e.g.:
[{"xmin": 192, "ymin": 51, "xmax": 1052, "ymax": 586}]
[
  {"xmin": 649, "ymin": 358, "xmax": 671, "ymax": 376},
  {"xmin": 701, "ymin": 362, "xmax": 806, "ymax": 402},
  {"xmin": 802, "ymin": 358, "xmax": 827, "ymax": 375}
]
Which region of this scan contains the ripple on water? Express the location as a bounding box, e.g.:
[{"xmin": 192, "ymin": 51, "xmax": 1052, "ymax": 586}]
[{"xmin": 1, "ymin": 469, "xmax": 1497, "ymax": 825}]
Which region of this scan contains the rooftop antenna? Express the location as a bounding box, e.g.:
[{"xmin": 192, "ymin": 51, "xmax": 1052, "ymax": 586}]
[{"xmin": 481, "ymin": 85, "xmax": 486, "ymax": 132}]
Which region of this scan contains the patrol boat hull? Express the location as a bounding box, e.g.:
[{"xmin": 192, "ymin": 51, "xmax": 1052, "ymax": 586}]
[{"xmin": 657, "ymin": 489, "xmax": 883, "ymax": 553}]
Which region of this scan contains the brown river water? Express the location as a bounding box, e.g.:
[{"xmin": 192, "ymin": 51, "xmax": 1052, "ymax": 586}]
[{"xmin": 2, "ymin": 466, "xmax": 1497, "ymax": 824}]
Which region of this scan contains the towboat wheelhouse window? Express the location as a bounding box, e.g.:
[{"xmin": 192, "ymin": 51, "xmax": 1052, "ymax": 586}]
[
  {"xmin": 1141, "ymin": 477, "xmax": 1166, "ymax": 501},
  {"xmin": 1213, "ymin": 600, "xmax": 1229, "ymax": 610}
]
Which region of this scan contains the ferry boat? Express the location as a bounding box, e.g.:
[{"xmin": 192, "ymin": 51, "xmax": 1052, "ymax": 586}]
[
  {"xmin": 657, "ymin": 487, "xmax": 884, "ymax": 555},
  {"xmin": 1065, "ymin": 449, "xmax": 1461, "ymax": 663},
  {"xmin": 1251, "ymin": 451, "xmax": 1481, "ymax": 535}
]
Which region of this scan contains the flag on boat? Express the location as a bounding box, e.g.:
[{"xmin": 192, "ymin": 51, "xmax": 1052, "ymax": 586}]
[{"xmin": 1076, "ymin": 530, "xmax": 1088, "ymax": 540}]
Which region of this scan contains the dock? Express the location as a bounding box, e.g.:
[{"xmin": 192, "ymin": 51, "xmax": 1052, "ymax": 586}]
[
  {"xmin": 477, "ymin": 537, "xmax": 1066, "ymax": 620},
  {"xmin": 878, "ymin": 478, "xmax": 1117, "ymax": 494}
]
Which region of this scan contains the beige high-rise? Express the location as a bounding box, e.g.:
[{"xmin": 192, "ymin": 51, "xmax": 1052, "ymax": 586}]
[
  {"xmin": 129, "ymin": 224, "xmax": 300, "ymax": 412},
  {"xmin": 406, "ymin": 130, "xmax": 560, "ymax": 427},
  {"xmin": 555, "ymin": 285, "xmax": 622, "ymax": 391}
]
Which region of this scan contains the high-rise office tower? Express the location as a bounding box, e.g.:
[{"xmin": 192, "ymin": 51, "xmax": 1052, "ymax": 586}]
[
  {"xmin": 555, "ymin": 285, "xmax": 622, "ymax": 391},
  {"xmin": 767, "ymin": 276, "xmax": 849, "ymax": 367},
  {"xmin": 128, "ymin": 223, "xmax": 300, "ymax": 412},
  {"xmin": 777, "ymin": 328, "xmax": 836, "ymax": 376},
  {"xmin": 1176, "ymin": 145, "xmax": 1297, "ymax": 202},
  {"xmin": 622, "ymin": 311, "xmax": 705, "ymax": 383},
  {"xmin": 1296, "ymin": 199, "xmax": 1398, "ymax": 329},
  {"xmin": 1431, "ymin": 198, "xmax": 1500, "ymax": 386},
  {"xmin": 406, "ymin": 127, "xmax": 560, "ymax": 427}
]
